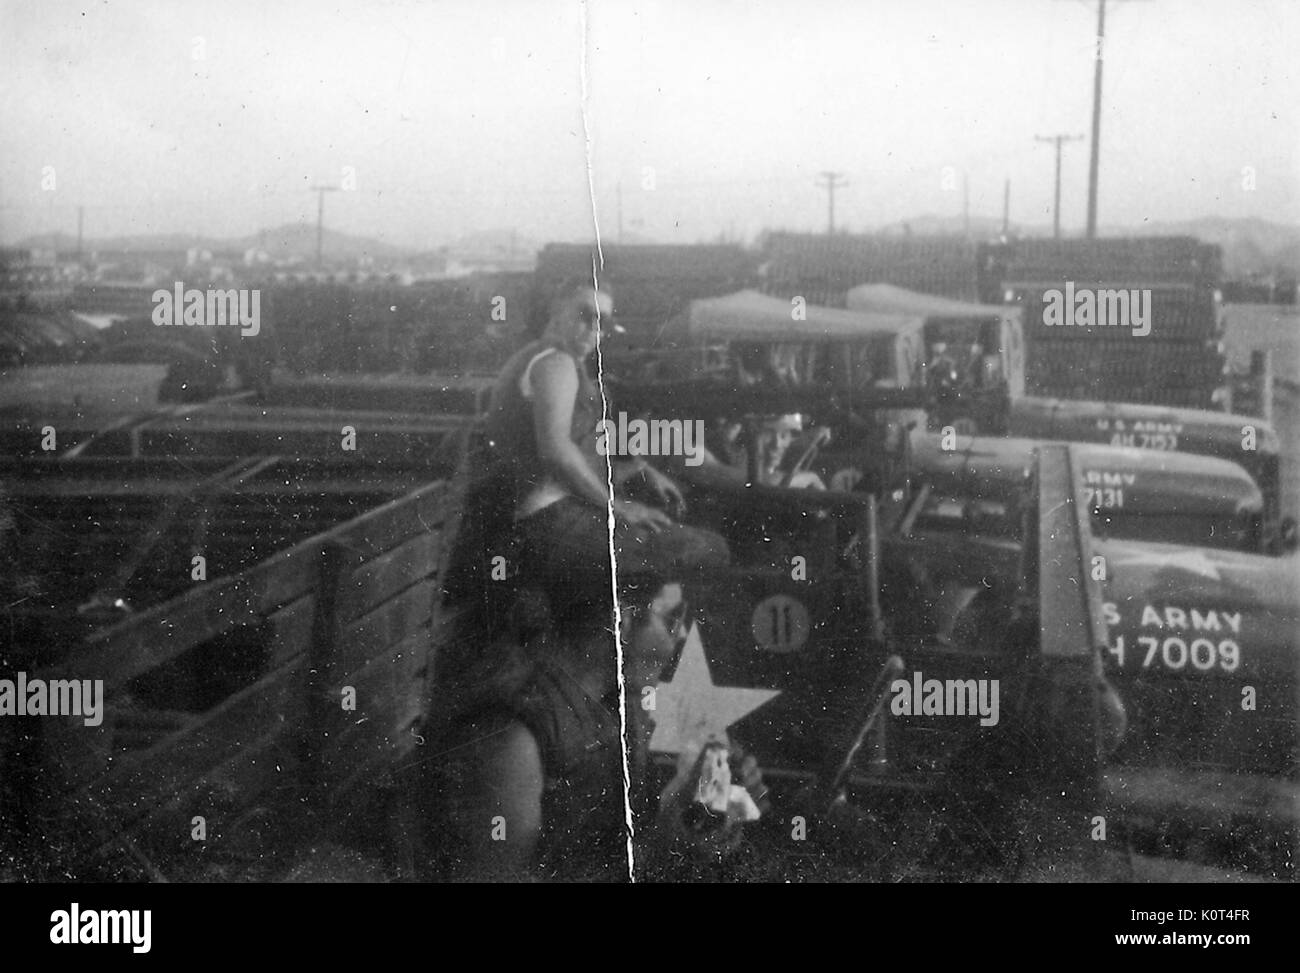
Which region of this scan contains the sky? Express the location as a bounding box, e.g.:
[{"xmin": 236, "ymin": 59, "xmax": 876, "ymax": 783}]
[{"xmin": 1, "ymin": 0, "xmax": 1296, "ymax": 249}]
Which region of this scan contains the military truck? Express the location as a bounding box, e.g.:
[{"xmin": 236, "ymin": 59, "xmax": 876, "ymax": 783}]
[
  {"xmin": 844, "ymin": 428, "xmax": 1297, "ymax": 878},
  {"xmin": 1008, "ymin": 395, "xmax": 1291, "ymax": 549},
  {"xmin": 608, "ymin": 289, "xmax": 932, "ymax": 487},
  {"xmin": 609, "ymin": 294, "xmax": 1120, "ymax": 878},
  {"xmin": 845, "ymin": 283, "xmax": 1024, "ymax": 435},
  {"xmin": 1094, "ymin": 537, "xmax": 1299, "ymax": 878},
  {"xmin": 835, "ymin": 433, "xmax": 1278, "ymax": 555}
]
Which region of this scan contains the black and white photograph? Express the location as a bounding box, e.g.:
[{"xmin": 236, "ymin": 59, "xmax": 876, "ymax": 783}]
[{"xmin": 0, "ymin": 0, "xmax": 1296, "ymax": 910}]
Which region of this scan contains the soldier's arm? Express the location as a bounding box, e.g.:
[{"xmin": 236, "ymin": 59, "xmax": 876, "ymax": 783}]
[
  {"xmin": 441, "ymin": 719, "xmax": 545, "ymax": 881},
  {"xmin": 651, "ymin": 445, "xmax": 747, "ymax": 489},
  {"xmin": 532, "ymin": 353, "xmax": 612, "ymax": 508}
]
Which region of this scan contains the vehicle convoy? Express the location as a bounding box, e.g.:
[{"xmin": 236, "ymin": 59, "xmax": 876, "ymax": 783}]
[
  {"xmin": 604, "ymin": 293, "xmax": 1122, "ymax": 877},
  {"xmin": 11, "ymin": 279, "xmax": 1287, "ymax": 883},
  {"xmin": 610, "ymin": 287, "xmax": 926, "ymax": 391},
  {"xmin": 1092, "ymin": 537, "xmax": 1299, "ymax": 878},
  {"xmin": 2, "ymin": 383, "xmax": 1118, "ymax": 881},
  {"xmin": 1007, "ymin": 394, "xmax": 1290, "ymax": 542},
  {"xmin": 611, "ymin": 286, "xmax": 1283, "ymax": 575},
  {"xmin": 846, "ymin": 432, "xmax": 1283, "ymax": 555},
  {"xmin": 879, "ymin": 443, "xmax": 1298, "ymax": 878},
  {"xmin": 612, "ymin": 285, "xmax": 1300, "ymax": 879}
]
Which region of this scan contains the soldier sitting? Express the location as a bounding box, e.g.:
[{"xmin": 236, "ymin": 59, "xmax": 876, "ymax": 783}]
[{"xmin": 444, "ymin": 285, "xmax": 730, "ymax": 639}]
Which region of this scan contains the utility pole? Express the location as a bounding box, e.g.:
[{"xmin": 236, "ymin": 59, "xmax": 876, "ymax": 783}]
[
  {"xmin": 1002, "ymin": 178, "xmax": 1010, "ymax": 237},
  {"xmin": 1072, "ymin": 0, "xmax": 1144, "ymax": 237},
  {"xmin": 816, "ymin": 171, "xmax": 848, "ymax": 235},
  {"xmin": 1086, "ymin": 0, "xmax": 1106, "ymax": 238},
  {"xmin": 962, "ymin": 172, "xmax": 970, "ymax": 239},
  {"xmin": 1035, "ymin": 134, "xmax": 1083, "ymax": 239},
  {"xmin": 310, "ymin": 184, "xmax": 339, "ymax": 268}
]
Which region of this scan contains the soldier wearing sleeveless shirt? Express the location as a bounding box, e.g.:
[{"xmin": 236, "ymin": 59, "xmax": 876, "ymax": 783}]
[{"xmin": 446, "ymin": 286, "xmax": 730, "ymax": 618}]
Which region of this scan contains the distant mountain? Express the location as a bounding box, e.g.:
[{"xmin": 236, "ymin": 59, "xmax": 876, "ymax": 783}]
[
  {"xmin": 1103, "ymin": 217, "xmax": 1300, "ymax": 277},
  {"xmin": 16, "ymin": 224, "xmax": 414, "ymax": 262},
  {"xmin": 14, "ymin": 232, "xmax": 81, "ymax": 252},
  {"xmin": 244, "ymin": 224, "xmax": 412, "ymax": 261},
  {"xmin": 17, "ymin": 224, "xmax": 545, "ymax": 264},
  {"xmin": 15, "ymin": 231, "xmax": 212, "ymax": 253},
  {"xmin": 17, "ymin": 215, "xmax": 1299, "ymax": 277},
  {"xmin": 875, "ymin": 214, "xmax": 1009, "ymax": 238},
  {"xmin": 446, "ymin": 228, "xmax": 541, "ymax": 257}
]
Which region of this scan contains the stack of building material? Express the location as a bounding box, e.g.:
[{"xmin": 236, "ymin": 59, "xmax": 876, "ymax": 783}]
[
  {"xmin": 760, "ymin": 233, "xmax": 982, "ymax": 306},
  {"xmin": 1002, "ymin": 237, "xmax": 1227, "ymax": 410}
]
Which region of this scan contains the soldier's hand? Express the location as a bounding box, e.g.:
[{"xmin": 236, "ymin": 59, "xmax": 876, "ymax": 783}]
[
  {"xmin": 643, "ymin": 465, "xmax": 686, "ymax": 517},
  {"xmin": 656, "ymin": 742, "xmax": 758, "ymax": 864},
  {"xmin": 728, "ymin": 740, "xmax": 770, "ymax": 816},
  {"xmin": 614, "ymin": 499, "xmax": 673, "ymax": 533}
]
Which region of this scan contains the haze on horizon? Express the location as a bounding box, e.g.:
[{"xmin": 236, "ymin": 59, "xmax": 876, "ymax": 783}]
[{"xmin": 1, "ymin": 0, "xmax": 1296, "ymax": 251}]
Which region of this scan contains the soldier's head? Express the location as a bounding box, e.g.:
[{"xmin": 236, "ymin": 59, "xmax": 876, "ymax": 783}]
[
  {"xmin": 755, "ymin": 414, "xmax": 803, "ymax": 477},
  {"xmin": 621, "ymin": 581, "xmax": 689, "ymax": 690},
  {"xmin": 544, "ymin": 576, "xmax": 688, "ymax": 692},
  {"xmin": 543, "ymin": 286, "xmax": 616, "ymax": 359},
  {"xmin": 734, "ymin": 342, "xmax": 768, "ymax": 384}
]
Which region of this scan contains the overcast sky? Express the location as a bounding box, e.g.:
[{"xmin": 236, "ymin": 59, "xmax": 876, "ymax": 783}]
[{"xmin": 1, "ymin": 0, "xmax": 1296, "ymax": 248}]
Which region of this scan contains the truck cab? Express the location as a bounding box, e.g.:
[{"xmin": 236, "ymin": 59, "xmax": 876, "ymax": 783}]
[{"xmin": 846, "ymin": 283, "xmax": 1024, "ymax": 435}]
